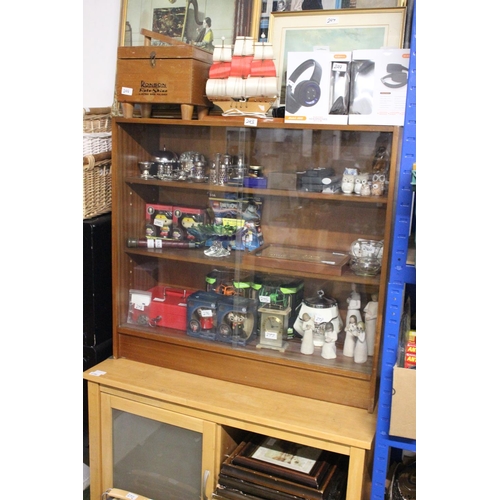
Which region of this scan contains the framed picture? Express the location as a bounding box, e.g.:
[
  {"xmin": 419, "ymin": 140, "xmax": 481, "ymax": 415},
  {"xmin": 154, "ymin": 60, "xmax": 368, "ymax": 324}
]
[
  {"xmin": 270, "ymin": 7, "xmax": 406, "ymax": 104},
  {"xmin": 119, "ymin": 0, "xmax": 261, "ymax": 48},
  {"xmin": 231, "ymin": 434, "xmax": 337, "ymax": 488}
]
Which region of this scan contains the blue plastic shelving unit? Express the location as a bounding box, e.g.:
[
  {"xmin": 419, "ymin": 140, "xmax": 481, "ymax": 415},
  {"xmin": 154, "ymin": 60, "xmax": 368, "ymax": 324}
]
[{"xmin": 370, "ymin": 4, "xmax": 416, "ymax": 499}]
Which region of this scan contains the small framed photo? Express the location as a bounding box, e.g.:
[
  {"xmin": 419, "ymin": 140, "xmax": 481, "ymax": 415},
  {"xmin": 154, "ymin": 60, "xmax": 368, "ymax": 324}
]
[{"xmin": 232, "ymin": 434, "xmax": 335, "ymax": 488}]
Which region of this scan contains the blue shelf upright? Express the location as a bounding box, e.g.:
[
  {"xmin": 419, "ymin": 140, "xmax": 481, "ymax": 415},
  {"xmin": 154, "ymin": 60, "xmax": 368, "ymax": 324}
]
[{"xmin": 370, "ymin": 4, "xmax": 416, "ymax": 500}]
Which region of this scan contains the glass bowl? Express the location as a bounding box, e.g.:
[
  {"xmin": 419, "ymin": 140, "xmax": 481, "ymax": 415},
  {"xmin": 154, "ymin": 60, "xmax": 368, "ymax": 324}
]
[
  {"xmin": 350, "ymin": 239, "xmax": 384, "ymax": 259},
  {"xmin": 349, "ymin": 255, "xmax": 382, "ymax": 276}
]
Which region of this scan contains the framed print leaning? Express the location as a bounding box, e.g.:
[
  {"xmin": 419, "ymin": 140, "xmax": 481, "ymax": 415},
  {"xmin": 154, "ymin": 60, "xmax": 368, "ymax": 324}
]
[
  {"xmin": 270, "ymin": 7, "xmax": 406, "ymax": 103},
  {"xmin": 120, "ymin": 0, "xmax": 259, "ymax": 48}
]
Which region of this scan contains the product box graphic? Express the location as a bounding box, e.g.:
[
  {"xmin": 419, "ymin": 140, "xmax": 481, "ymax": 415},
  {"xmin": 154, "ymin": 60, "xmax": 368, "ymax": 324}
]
[
  {"xmin": 186, "ymin": 290, "xmax": 220, "ymax": 340},
  {"xmin": 285, "ymin": 50, "xmax": 332, "ymax": 124},
  {"xmin": 215, "ymin": 296, "xmax": 257, "ymax": 346},
  {"xmin": 145, "ymin": 204, "xmax": 174, "ymax": 240},
  {"xmin": 172, "ymin": 205, "xmax": 208, "ymax": 241},
  {"xmin": 208, "ymin": 194, "xmax": 264, "ymax": 251},
  {"xmin": 349, "ymin": 48, "xmax": 410, "ymax": 126},
  {"xmin": 327, "ymin": 51, "xmax": 351, "ymax": 125}
]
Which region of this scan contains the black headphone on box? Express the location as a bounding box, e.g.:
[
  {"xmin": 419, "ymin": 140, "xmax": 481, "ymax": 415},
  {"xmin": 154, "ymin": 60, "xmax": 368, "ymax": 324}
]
[
  {"xmin": 381, "ymin": 63, "xmax": 408, "ymax": 88},
  {"xmin": 285, "ymin": 59, "xmax": 322, "ymax": 114}
]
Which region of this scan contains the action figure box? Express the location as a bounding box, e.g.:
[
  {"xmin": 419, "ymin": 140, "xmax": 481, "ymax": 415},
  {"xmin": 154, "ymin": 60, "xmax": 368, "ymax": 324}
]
[
  {"xmin": 208, "ymin": 194, "xmax": 264, "ymax": 251},
  {"xmin": 145, "ymin": 204, "xmax": 174, "ymax": 240},
  {"xmin": 348, "ymin": 48, "xmax": 410, "ymax": 126},
  {"xmin": 186, "ymin": 290, "xmax": 220, "ymax": 340},
  {"xmin": 172, "ymin": 205, "xmax": 208, "ymax": 241},
  {"xmin": 215, "ymin": 296, "xmax": 258, "ymax": 346}
]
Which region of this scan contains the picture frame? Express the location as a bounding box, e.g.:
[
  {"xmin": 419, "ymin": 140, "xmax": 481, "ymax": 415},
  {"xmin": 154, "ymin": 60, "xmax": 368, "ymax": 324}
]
[
  {"xmin": 231, "ymin": 434, "xmax": 337, "ymax": 488},
  {"xmin": 270, "ymin": 7, "xmax": 407, "ymax": 104},
  {"xmin": 119, "ymin": 0, "xmax": 261, "ymax": 47}
]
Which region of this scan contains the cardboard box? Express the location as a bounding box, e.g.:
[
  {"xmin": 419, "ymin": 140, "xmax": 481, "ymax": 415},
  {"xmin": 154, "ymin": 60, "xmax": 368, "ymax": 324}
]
[
  {"xmin": 285, "ymin": 50, "xmax": 332, "ymax": 124},
  {"xmin": 349, "ymin": 48, "xmax": 410, "ymax": 126},
  {"xmin": 285, "ymin": 50, "xmax": 350, "ymax": 125},
  {"xmin": 145, "ymin": 203, "xmax": 174, "ymax": 240},
  {"xmin": 326, "ymin": 51, "xmax": 351, "ymax": 125},
  {"xmin": 389, "ymin": 365, "xmax": 416, "ymax": 440}
]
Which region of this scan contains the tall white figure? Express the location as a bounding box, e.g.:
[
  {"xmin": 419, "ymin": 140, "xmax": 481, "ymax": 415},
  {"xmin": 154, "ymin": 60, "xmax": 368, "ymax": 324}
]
[
  {"xmin": 300, "ymin": 313, "xmax": 315, "ymax": 355},
  {"xmin": 321, "ymin": 322, "xmax": 337, "ymax": 359},
  {"xmin": 363, "ymin": 293, "xmax": 378, "ymax": 356},
  {"xmin": 344, "ymin": 284, "xmax": 362, "ymax": 357},
  {"xmin": 353, "ymin": 321, "xmax": 368, "ymax": 364},
  {"xmin": 343, "ymin": 314, "xmax": 358, "ymax": 357}
]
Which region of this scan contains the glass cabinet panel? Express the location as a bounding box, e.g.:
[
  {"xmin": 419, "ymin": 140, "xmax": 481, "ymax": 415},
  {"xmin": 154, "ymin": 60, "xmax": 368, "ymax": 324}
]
[
  {"xmin": 113, "ymin": 409, "xmax": 202, "ymax": 499},
  {"xmin": 112, "ymin": 117, "xmax": 400, "ymax": 411},
  {"xmin": 101, "ymin": 393, "xmax": 216, "ymax": 499}
]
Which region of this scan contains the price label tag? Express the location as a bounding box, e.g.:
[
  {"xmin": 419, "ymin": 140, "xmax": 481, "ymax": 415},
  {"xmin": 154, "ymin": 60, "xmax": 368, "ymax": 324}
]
[{"xmin": 244, "ymin": 117, "xmax": 258, "ymax": 127}]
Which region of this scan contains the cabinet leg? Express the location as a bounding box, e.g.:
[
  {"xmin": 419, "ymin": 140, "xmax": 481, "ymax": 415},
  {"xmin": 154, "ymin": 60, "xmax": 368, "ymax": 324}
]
[
  {"xmin": 346, "ymin": 447, "xmax": 366, "ymax": 500},
  {"xmin": 197, "ymin": 105, "xmax": 209, "ymax": 120},
  {"xmin": 140, "ymin": 103, "xmax": 152, "ymax": 118},
  {"xmin": 181, "ymin": 104, "xmax": 194, "ymax": 120},
  {"xmin": 121, "ymin": 102, "xmax": 134, "ymax": 118}
]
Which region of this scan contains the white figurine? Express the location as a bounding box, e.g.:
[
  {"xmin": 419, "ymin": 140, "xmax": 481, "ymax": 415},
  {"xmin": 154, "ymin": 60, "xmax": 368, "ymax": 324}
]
[
  {"xmin": 321, "ymin": 322, "xmax": 337, "ymax": 359},
  {"xmin": 353, "ymin": 321, "xmax": 368, "ymax": 364},
  {"xmin": 300, "ymin": 313, "xmax": 315, "ymax": 355},
  {"xmin": 344, "ymin": 285, "xmax": 362, "ymax": 357},
  {"xmin": 363, "ymin": 293, "xmax": 378, "ymax": 356},
  {"xmin": 341, "ymin": 174, "xmax": 355, "ymax": 194},
  {"xmin": 343, "ymin": 314, "xmax": 358, "ymax": 357}
]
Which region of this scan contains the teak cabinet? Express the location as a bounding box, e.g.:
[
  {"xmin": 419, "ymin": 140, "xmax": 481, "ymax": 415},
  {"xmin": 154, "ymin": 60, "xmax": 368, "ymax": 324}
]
[
  {"xmin": 111, "ymin": 116, "xmax": 401, "ymax": 412},
  {"xmin": 84, "ymin": 358, "xmax": 377, "ymax": 500}
]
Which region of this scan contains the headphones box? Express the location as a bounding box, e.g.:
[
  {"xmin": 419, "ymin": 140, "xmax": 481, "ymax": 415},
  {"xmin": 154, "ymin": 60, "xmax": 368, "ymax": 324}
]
[
  {"xmin": 284, "ymin": 50, "xmax": 333, "ymax": 124},
  {"xmin": 327, "ymin": 51, "xmax": 351, "ymax": 125},
  {"xmin": 348, "ymin": 48, "xmax": 410, "ymax": 126}
]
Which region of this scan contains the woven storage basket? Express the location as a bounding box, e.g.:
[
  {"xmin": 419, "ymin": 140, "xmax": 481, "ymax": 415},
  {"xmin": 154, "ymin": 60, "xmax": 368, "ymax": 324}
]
[
  {"xmin": 83, "ymin": 132, "xmax": 112, "ymax": 156},
  {"xmin": 83, "ymin": 153, "xmax": 112, "ymax": 219},
  {"xmin": 83, "ymin": 107, "xmax": 112, "ymax": 133}
]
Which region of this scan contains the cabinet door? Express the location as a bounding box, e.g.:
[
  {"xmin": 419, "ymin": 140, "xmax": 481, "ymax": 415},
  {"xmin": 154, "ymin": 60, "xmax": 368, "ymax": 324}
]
[
  {"xmin": 113, "ymin": 118, "xmax": 400, "ymax": 410},
  {"xmin": 100, "ymin": 392, "xmax": 217, "ymax": 500}
]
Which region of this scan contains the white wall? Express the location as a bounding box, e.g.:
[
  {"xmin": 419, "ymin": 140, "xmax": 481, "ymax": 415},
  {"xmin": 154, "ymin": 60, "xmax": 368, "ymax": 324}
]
[{"xmin": 83, "ymin": 0, "xmax": 122, "ymax": 107}]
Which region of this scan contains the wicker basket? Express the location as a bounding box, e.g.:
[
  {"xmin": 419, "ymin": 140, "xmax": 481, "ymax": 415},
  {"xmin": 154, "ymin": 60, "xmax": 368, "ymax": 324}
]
[
  {"xmin": 83, "ymin": 132, "xmax": 112, "ymax": 156},
  {"xmin": 83, "ymin": 153, "xmax": 112, "ymax": 219},
  {"xmin": 83, "ymin": 107, "xmax": 112, "ymax": 133}
]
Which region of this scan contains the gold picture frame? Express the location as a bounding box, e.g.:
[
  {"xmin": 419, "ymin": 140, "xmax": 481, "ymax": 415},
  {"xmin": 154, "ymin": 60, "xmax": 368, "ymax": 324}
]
[
  {"xmin": 120, "ymin": 0, "xmax": 262, "ymax": 47},
  {"xmin": 270, "ymin": 7, "xmax": 406, "ymax": 104}
]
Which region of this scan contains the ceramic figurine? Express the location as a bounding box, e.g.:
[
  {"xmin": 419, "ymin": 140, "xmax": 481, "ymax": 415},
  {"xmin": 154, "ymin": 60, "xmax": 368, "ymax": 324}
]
[
  {"xmin": 300, "ymin": 313, "xmax": 315, "ymax": 355},
  {"xmin": 353, "ymin": 321, "xmax": 368, "ymax": 364},
  {"xmin": 341, "ymin": 174, "xmax": 355, "ymax": 194},
  {"xmin": 343, "ymin": 314, "xmax": 358, "ymax": 357},
  {"xmin": 360, "ymin": 180, "xmax": 371, "ymax": 196},
  {"xmin": 344, "ymin": 284, "xmax": 362, "ymax": 357},
  {"xmin": 354, "ymin": 173, "xmax": 369, "ymax": 195},
  {"xmin": 363, "ymin": 293, "xmax": 378, "ymax": 356},
  {"xmin": 371, "ymin": 174, "xmax": 385, "ymax": 196},
  {"xmin": 321, "ymin": 322, "xmax": 337, "ymax": 359}
]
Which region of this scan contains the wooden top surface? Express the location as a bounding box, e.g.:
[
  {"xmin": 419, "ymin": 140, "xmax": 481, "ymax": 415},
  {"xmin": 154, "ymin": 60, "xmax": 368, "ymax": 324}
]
[{"xmin": 84, "ymin": 358, "xmax": 376, "ymax": 450}]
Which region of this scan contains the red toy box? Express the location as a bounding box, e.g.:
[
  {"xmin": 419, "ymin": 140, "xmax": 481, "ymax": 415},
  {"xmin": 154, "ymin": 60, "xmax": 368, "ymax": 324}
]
[{"xmin": 147, "ymin": 286, "xmax": 195, "ymax": 330}]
